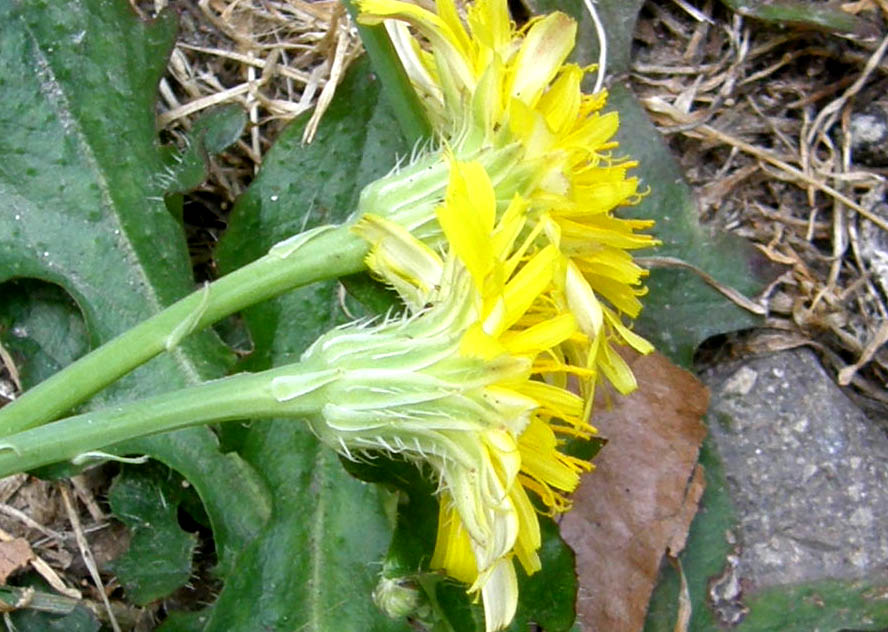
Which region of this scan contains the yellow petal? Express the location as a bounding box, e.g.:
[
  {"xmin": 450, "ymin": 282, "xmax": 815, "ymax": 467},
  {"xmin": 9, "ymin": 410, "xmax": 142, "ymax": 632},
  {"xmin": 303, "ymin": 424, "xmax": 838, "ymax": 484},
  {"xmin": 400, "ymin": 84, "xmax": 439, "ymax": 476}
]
[
  {"xmin": 518, "ymin": 418, "xmax": 585, "ymax": 493},
  {"xmin": 353, "ymin": 213, "xmax": 444, "ymax": 308},
  {"xmin": 467, "ymin": 0, "xmax": 511, "ymax": 53},
  {"xmin": 498, "ymin": 244, "xmax": 559, "ymax": 333},
  {"xmin": 435, "ymin": 0, "xmax": 473, "ymax": 59},
  {"xmin": 560, "ymin": 110, "xmax": 619, "ymax": 152},
  {"xmin": 461, "ymin": 322, "xmax": 507, "ymax": 361},
  {"xmin": 518, "ymin": 380, "xmax": 584, "ymax": 420},
  {"xmin": 358, "ymin": 0, "xmax": 474, "ymax": 89},
  {"xmin": 584, "ymin": 272, "xmax": 646, "ymax": 317},
  {"xmin": 500, "ymin": 313, "xmax": 577, "ymax": 355},
  {"xmin": 597, "ymin": 340, "xmax": 638, "ymax": 394},
  {"xmin": 507, "ymin": 97, "xmax": 555, "ymax": 159},
  {"xmin": 604, "ymin": 307, "xmax": 654, "ymax": 354},
  {"xmin": 508, "ymin": 12, "xmax": 576, "ymax": 107},
  {"xmin": 471, "ymin": 58, "xmax": 506, "ymax": 144},
  {"xmin": 490, "ymin": 194, "xmax": 528, "ymax": 261},
  {"xmin": 509, "ymin": 484, "xmax": 541, "ymax": 574},
  {"xmin": 537, "ymin": 64, "xmax": 583, "ymax": 134},
  {"xmin": 481, "ymin": 385, "xmax": 538, "ymax": 435},
  {"xmin": 485, "ymin": 428, "xmax": 521, "ymax": 490},
  {"xmin": 573, "ymin": 247, "xmax": 648, "ymax": 285},
  {"xmin": 431, "ymin": 498, "xmax": 479, "ymax": 584},
  {"xmin": 565, "ymin": 259, "xmax": 603, "ymax": 337},
  {"xmin": 558, "ymin": 216, "xmax": 656, "ymax": 250},
  {"xmin": 384, "ymin": 20, "xmax": 443, "ymax": 109},
  {"xmin": 437, "ymin": 159, "xmax": 496, "ymax": 291},
  {"xmin": 570, "ymin": 178, "xmax": 639, "ymax": 215},
  {"xmin": 477, "ymin": 559, "xmax": 518, "ymax": 632}
]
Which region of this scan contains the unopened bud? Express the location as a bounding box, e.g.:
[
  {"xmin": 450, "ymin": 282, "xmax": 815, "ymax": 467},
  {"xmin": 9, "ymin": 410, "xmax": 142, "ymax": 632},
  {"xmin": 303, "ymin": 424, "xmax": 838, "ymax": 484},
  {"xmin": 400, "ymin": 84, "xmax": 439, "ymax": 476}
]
[{"xmin": 372, "ymin": 576, "xmax": 423, "ymax": 620}]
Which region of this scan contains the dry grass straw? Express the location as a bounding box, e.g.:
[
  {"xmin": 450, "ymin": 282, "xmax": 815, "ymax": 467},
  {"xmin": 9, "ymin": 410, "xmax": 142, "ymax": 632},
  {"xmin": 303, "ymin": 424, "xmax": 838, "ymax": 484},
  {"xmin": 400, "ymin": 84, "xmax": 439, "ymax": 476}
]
[
  {"xmin": 145, "ymin": 0, "xmax": 363, "ymax": 206},
  {"xmin": 0, "ymin": 473, "xmax": 145, "ymax": 627},
  {"xmin": 632, "ymin": 0, "xmax": 888, "ymax": 412}
]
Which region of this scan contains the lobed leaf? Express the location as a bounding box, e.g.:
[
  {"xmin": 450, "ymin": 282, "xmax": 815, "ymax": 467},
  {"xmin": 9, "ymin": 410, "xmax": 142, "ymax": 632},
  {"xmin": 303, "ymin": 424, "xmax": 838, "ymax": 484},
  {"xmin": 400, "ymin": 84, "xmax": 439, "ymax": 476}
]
[
  {"xmin": 108, "ymin": 463, "xmax": 199, "ymax": 606},
  {"xmin": 0, "ymin": 0, "xmax": 269, "ymax": 586}
]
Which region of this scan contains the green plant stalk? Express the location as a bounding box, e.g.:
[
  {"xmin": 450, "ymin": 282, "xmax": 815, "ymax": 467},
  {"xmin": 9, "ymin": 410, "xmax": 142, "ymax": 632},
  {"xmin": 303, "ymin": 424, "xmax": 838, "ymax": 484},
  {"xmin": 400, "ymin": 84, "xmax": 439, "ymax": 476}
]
[
  {"xmin": 0, "ymin": 5, "xmax": 434, "ymax": 437},
  {"xmin": 0, "ymin": 363, "xmax": 330, "ymax": 477},
  {"xmin": 341, "ymin": 0, "xmax": 433, "ymax": 145},
  {"xmin": 0, "ymin": 2, "xmax": 433, "ymax": 437},
  {"xmin": 0, "ymin": 225, "xmax": 368, "ymax": 437},
  {"xmin": 0, "ymin": 585, "xmax": 141, "ymax": 629}
]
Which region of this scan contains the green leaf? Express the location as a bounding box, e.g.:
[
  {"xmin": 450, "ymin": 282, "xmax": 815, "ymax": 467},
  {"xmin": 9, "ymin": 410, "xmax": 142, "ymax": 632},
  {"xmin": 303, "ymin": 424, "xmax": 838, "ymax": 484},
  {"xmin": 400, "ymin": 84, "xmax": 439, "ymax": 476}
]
[
  {"xmin": 340, "ymin": 456, "xmax": 439, "ymax": 578},
  {"xmin": 736, "ymin": 579, "xmax": 888, "ymax": 631},
  {"xmin": 0, "ymin": 279, "xmax": 89, "ymax": 388},
  {"xmin": 108, "ymin": 462, "xmax": 198, "ymax": 605},
  {"xmin": 208, "ymin": 57, "xmax": 413, "ymax": 632},
  {"xmin": 204, "ymin": 422, "xmax": 411, "ymax": 632},
  {"xmin": 507, "ymin": 518, "xmax": 578, "ymax": 632},
  {"xmin": 432, "ymin": 580, "xmax": 486, "ymax": 632},
  {"xmin": 120, "ymin": 429, "xmax": 272, "ymax": 580},
  {"xmin": 0, "ymin": 0, "xmax": 269, "ymax": 581},
  {"xmin": 0, "ymin": 0, "xmax": 226, "ymax": 382},
  {"xmin": 156, "ymin": 608, "xmax": 215, "ymax": 632},
  {"xmin": 8, "ymin": 605, "xmax": 100, "ymax": 632},
  {"xmin": 718, "ymin": 0, "xmax": 878, "ymax": 37},
  {"xmin": 162, "ymin": 104, "xmax": 247, "ymax": 196}
]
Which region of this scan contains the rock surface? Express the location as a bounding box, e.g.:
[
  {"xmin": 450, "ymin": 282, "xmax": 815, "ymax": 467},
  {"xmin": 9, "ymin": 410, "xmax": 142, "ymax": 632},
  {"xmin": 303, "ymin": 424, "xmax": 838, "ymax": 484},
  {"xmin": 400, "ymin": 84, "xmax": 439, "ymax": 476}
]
[{"xmin": 701, "ymin": 348, "xmax": 888, "ymax": 592}]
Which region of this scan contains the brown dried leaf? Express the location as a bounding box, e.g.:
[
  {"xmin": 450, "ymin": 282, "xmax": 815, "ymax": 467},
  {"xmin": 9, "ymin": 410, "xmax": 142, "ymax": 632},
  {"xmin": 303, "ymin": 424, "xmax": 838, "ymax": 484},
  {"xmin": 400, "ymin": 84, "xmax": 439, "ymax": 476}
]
[
  {"xmin": 0, "ymin": 537, "xmax": 34, "ymax": 584},
  {"xmin": 667, "ymin": 463, "xmax": 706, "ymax": 557},
  {"xmin": 561, "ymin": 351, "xmax": 709, "ymax": 632}
]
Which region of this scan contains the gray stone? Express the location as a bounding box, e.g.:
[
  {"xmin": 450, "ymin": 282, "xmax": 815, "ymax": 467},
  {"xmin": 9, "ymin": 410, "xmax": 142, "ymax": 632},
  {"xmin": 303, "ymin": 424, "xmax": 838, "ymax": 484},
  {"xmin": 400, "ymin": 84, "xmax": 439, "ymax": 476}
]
[
  {"xmin": 702, "ymin": 348, "xmax": 888, "ymax": 592},
  {"xmin": 851, "ymin": 103, "xmax": 888, "ymax": 167}
]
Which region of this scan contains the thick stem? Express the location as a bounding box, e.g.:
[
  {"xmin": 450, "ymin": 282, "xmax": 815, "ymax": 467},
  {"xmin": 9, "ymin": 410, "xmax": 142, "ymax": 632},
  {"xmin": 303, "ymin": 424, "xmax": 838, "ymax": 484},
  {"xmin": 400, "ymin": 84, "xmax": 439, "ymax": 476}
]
[
  {"xmin": 0, "ymin": 364, "xmax": 328, "ymax": 478},
  {"xmin": 341, "ymin": 0, "xmax": 432, "ymax": 145},
  {"xmin": 0, "ymin": 225, "xmax": 367, "ymax": 436}
]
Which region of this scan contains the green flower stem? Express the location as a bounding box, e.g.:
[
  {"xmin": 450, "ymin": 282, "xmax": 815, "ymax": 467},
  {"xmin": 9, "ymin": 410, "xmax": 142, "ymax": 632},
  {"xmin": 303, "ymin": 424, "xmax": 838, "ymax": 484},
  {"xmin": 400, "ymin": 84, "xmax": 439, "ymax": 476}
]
[
  {"xmin": 0, "ymin": 224, "xmax": 367, "ymax": 436},
  {"xmin": 341, "ymin": 0, "xmax": 433, "ymax": 144},
  {"xmin": 0, "ymin": 363, "xmax": 329, "ymax": 478},
  {"xmin": 0, "ymin": 8, "xmax": 434, "ymax": 437}
]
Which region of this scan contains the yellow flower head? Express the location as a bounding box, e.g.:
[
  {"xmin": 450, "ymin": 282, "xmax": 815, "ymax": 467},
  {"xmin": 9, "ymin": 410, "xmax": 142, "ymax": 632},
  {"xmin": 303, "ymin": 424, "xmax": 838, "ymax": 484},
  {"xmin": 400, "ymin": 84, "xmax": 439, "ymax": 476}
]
[
  {"xmin": 343, "ymin": 159, "xmax": 595, "ymax": 630},
  {"xmin": 357, "ymin": 0, "xmax": 659, "ymax": 400},
  {"xmin": 277, "ymin": 160, "xmax": 592, "ymax": 631}
]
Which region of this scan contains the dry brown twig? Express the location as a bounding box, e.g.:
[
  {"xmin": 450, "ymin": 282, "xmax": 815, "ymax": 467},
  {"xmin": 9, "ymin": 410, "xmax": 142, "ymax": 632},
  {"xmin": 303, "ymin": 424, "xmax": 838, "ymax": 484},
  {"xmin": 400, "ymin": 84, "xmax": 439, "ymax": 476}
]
[
  {"xmin": 60, "ymin": 484, "xmax": 120, "ymax": 632},
  {"xmin": 632, "ymin": 0, "xmax": 888, "ymax": 407},
  {"xmin": 0, "ymin": 340, "xmax": 20, "ymax": 395},
  {"xmin": 0, "ymin": 526, "xmax": 81, "ymax": 600}
]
